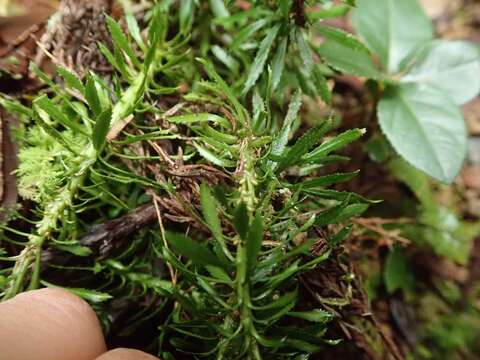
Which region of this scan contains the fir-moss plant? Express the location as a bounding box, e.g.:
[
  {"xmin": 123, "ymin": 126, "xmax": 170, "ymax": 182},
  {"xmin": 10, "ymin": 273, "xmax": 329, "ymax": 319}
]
[{"xmin": 0, "ymin": 2, "xmax": 371, "ymax": 358}]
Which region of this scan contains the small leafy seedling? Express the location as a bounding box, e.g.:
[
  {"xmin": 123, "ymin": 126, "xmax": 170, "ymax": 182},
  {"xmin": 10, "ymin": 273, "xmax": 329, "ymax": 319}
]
[{"xmin": 319, "ymin": 0, "xmax": 480, "ymax": 183}]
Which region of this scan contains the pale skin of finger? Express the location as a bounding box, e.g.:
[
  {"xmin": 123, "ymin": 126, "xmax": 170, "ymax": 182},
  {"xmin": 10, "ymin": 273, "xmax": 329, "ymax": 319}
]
[
  {"xmin": 95, "ymin": 348, "xmax": 160, "ymax": 360},
  {"xmin": 0, "ymin": 288, "xmax": 107, "ymax": 360}
]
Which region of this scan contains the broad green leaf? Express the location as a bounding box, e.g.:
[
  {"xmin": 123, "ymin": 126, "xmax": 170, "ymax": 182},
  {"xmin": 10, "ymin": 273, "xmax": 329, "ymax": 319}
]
[
  {"xmin": 402, "ymin": 41, "xmax": 480, "ymax": 105},
  {"xmin": 352, "ymin": 0, "xmax": 433, "ymax": 73},
  {"xmin": 247, "ymin": 213, "xmax": 264, "ymax": 271},
  {"xmin": 317, "ymin": 41, "xmax": 381, "ymax": 79},
  {"xmin": 233, "ymin": 202, "xmax": 249, "ymax": 240},
  {"xmin": 288, "ymin": 309, "xmax": 333, "ymax": 323},
  {"xmin": 378, "ymin": 84, "xmax": 467, "ymax": 183},
  {"xmin": 165, "ymin": 232, "xmax": 226, "ymax": 268},
  {"xmin": 384, "ymin": 247, "xmax": 414, "ymax": 294},
  {"xmin": 92, "ymin": 108, "xmax": 112, "ymax": 151},
  {"xmin": 200, "ymin": 183, "xmax": 224, "ymax": 242},
  {"xmin": 242, "ymin": 24, "xmax": 280, "ymax": 95}
]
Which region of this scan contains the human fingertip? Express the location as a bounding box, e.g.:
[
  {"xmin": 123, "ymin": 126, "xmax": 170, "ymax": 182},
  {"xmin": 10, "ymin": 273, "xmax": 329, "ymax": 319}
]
[
  {"xmin": 95, "ymin": 348, "xmax": 160, "ymax": 360},
  {"xmin": 0, "ymin": 287, "xmax": 106, "ymax": 360}
]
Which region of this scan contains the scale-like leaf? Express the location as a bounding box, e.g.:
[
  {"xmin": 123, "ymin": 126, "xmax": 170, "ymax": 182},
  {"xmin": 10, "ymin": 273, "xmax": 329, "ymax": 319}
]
[
  {"xmin": 352, "ymin": 0, "xmax": 433, "ymax": 73},
  {"xmin": 402, "ymin": 40, "xmax": 480, "ymax": 105},
  {"xmin": 378, "ymin": 84, "xmax": 467, "ymax": 183}
]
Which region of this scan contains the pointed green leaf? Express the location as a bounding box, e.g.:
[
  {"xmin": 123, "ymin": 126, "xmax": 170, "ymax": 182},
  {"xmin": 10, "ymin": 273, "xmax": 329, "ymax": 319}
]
[
  {"xmin": 291, "ymin": 171, "xmax": 359, "ymax": 189},
  {"xmin": 85, "ymin": 73, "xmax": 102, "ymax": 116},
  {"xmin": 165, "ymin": 232, "xmax": 226, "ymax": 268},
  {"xmin": 317, "ymin": 41, "xmax": 381, "ymax": 79},
  {"xmin": 106, "ymin": 15, "xmax": 141, "ymax": 67},
  {"xmin": 269, "ymin": 89, "xmax": 302, "ymax": 170},
  {"xmin": 200, "ymin": 183, "xmax": 224, "ymax": 243},
  {"xmin": 288, "ymin": 309, "xmax": 333, "ymax": 323},
  {"xmin": 210, "ymin": 0, "xmax": 230, "ymax": 18},
  {"xmin": 179, "ymin": 0, "xmax": 195, "ymax": 33},
  {"xmin": 277, "ymin": 121, "xmax": 332, "ymax": 172},
  {"xmin": 247, "ymin": 213, "xmax": 264, "ymax": 271},
  {"xmin": 243, "ymin": 24, "xmax": 280, "ymax": 95},
  {"xmin": 296, "ymin": 28, "xmax": 314, "ymax": 74},
  {"xmin": 378, "ymin": 84, "xmax": 467, "ymax": 183},
  {"xmin": 33, "ymin": 95, "xmax": 86, "ymax": 135},
  {"xmin": 303, "ymin": 128, "xmax": 366, "ymax": 163},
  {"xmin": 125, "ymin": 14, "xmax": 145, "ymax": 50},
  {"xmin": 92, "ymin": 108, "xmax": 112, "ymax": 151},
  {"xmin": 56, "ymin": 66, "xmax": 85, "ymax": 95},
  {"xmin": 233, "ymin": 202, "xmax": 249, "ymax": 240},
  {"xmin": 271, "ymin": 36, "xmax": 287, "ymax": 91},
  {"xmin": 316, "ymin": 24, "xmax": 369, "ymax": 53}
]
